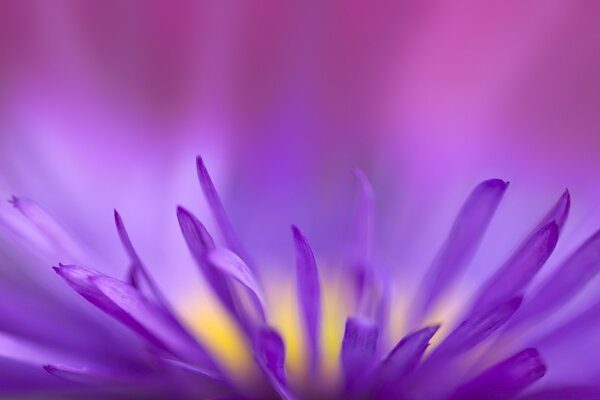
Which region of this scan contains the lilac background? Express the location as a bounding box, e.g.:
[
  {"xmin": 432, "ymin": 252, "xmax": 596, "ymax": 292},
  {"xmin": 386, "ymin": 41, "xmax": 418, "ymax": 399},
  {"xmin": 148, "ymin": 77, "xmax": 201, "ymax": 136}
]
[{"xmin": 1, "ymin": 1, "xmax": 600, "ymax": 304}]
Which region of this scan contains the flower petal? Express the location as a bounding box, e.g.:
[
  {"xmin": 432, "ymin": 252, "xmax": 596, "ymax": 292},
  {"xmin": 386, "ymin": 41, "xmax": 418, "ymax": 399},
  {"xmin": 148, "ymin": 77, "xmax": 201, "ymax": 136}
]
[
  {"xmin": 340, "ymin": 317, "xmax": 378, "ymax": 389},
  {"xmin": 54, "ymin": 264, "xmax": 221, "ymax": 377},
  {"xmin": 176, "ymin": 207, "xmax": 238, "ymax": 315},
  {"xmin": 511, "ymin": 227, "xmax": 600, "ymax": 327},
  {"xmin": 114, "ymin": 210, "xmax": 165, "ymax": 304},
  {"xmin": 254, "ymin": 327, "xmax": 292, "ymax": 400},
  {"xmin": 292, "ymin": 225, "xmax": 321, "ymax": 373},
  {"xmin": 196, "ymin": 156, "xmax": 257, "ymax": 275},
  {"xmin": 471, "ymin": 222, "xmax": 559, "ymax": 312},
  {"xmin": 7, "ymin": 196, "xmax": 85, "ymax": 261},
  {"xmin": 436, "ymin": 296, "xmax": 522, "ymax": 356},
  {"xmin": 450, "ymin": 348, "xmax": 546, "ymax": 400},
  {"xmin": 413, "ymin": 179, "xmax": 508, "ymax": 323},
  {"xmin": 533, "ymin": 189, "xmax": 570, "ymax": 232},
  {"xmin": 43, "ymin": 364, "xmax": 136, "ymax": 385},
  {"xmin": 378, "ymin": 325, "xmax": 439, "ymax": 381},
  {"xmin": 208, "ymin": 247, "xmax": 266, "ymax": 321}
]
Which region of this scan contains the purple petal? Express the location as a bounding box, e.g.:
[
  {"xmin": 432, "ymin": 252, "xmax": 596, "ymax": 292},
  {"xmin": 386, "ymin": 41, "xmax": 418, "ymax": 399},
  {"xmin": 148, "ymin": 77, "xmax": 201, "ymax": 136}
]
[
  {"xmin": 471, "ymin": 222, "xmax": 559, "ymax": 312},
  {"xmin": 437, "ymin": 297, "xmax": 522, "ymax": 356},
  {"xmin": 114, "ymin": 210, "xmax": 165, "ymax": 304},
  {"xmin": 254, "ymin": 327, "xmax": 292, "ymax": 400},
  {"xmin": 450, "ymin": 348, "xmax": 546, "ymax": 400},
  {"xmin": 196, "ymin": 156, "xmax": 257, "ymax": 275},
  {"xmin": 54, "ymin": 264, "xmax": 221, "ymax": 376},
  {"xmin": 340, "ymin": 317, "xmax": 378, "ymax": 388},
  {"xmin": 176, "ymin": 207, "xmax": 238, "ymax": 317},
  {"xmin": 292, "ymin": 225, "xmax": 321, "ymax": 373},
  {"xmin": 43, "ymin": 364, "xmax": 135, "ymax": 385},
  {"xmin": 208, "ymin": 247, "xmax": 266, "ymax": 321},
  {"xmin": 8, "ymin": 196, "xmax": 85, "ymax": 261},
  {"xmin": 533, "ymin": 189, "xmax": 570, "ymax": 233},
  {"xmin": 533, "ymin": 297, "xmax": 600, "ymax": 351},
  {"xmin": 379, "ymin": 325, "xmax": 439, "ymax": 380},
  {"xmin": 0, "ymin": 357, "xmax": 70, "ymax": 391},
  {"xmin": 413, "ymin": 179, "xmax": 508, "ymax": 323},
  {"xmin": 511, "ymin": 227, "xmax": 600, "ymax": 327}
]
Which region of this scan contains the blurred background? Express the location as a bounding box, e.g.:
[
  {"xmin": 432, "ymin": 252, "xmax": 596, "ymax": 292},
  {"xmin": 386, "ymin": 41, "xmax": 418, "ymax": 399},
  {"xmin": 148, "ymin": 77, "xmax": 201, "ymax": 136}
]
[{"xmin": 1, "ymin": 1, "xmax": 600, "ymax": 301}]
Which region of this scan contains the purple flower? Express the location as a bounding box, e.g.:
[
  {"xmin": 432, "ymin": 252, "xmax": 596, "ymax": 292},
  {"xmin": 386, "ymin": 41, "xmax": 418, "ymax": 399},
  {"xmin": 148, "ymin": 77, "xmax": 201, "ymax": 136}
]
[{"xmin": 1, "ymin": 156, "xmax": 600, "ymax": 400}]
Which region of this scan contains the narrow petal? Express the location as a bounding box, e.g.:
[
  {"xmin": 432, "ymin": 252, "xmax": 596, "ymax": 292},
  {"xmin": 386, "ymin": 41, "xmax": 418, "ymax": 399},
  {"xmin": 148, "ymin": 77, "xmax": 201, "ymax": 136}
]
[
  {"xmin": 176, "ymin": 207, "xmax": 237, "ymax": 316},
  {"xmin": 8, "ymin": 196, "xmax": 85, "ymax": 261},
  {"xmin": 436, "ymin": 297, "xmax": 522, "ymax": 356},
  {"xmin": 292, "ymin": 225, "xmax": 321, "ymax": 373},
  {"xmin": 471, "ymin": 222, "xmax": 559, "ymax": 312},
  {"xmin": 533, "ymin": 297, "xmax": 600, "ymax": 351},
  {"xmin": 511, "ymin": 228, "xmax": 600, "ymax": 327},
  {"xmin": 0, "ymin": 357, "xmax": 69, "ymax": 391},
  {"xmin": 54, "ymin": 264, "xmax": 221, "ymax": 376},
  {"xmin": 114, "ymin": 210, "xmax": 165, "ymax": 304},
  {"xmin": 43, "ymin": 364, "xmax": 136, "ymax": 385},
  {"xmin": 450, "ymin": 348, "xmax": 546, "ymax": 400},
  {"xmin": 255, "ymin": 327, "xmax": 292, "ymax": 400},
  {"xmin": 533, "ymin": 189, "xmax": 570, "ymax": 232},
  {"xmin": 413, "ymin": 179, "xmax": 508, "ymax": 323},
  {"xmin": 196, "ymin": 156, "xmax": 257, "ymax": 275},
  {"xmin": 340, "ymin": 317, "xmax": 378, "ymax": 387},
  {"xmin": 378, "ymin": 325, "xmax": 439, "ymax": 381},
  {"xmin": 208, "ymin": 247, "xmax": 266, "ymax": 321}
]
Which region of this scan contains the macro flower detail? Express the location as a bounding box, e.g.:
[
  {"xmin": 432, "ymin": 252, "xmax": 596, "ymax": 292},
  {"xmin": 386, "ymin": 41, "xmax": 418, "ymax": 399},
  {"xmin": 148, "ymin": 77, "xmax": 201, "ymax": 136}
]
[{"xmin": 2, "ymin": 156, "xmax": 600, "ymax": 400}]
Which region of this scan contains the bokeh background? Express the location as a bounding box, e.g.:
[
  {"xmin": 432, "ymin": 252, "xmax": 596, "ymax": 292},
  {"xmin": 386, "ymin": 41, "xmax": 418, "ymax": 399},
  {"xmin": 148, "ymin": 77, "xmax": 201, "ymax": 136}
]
[{"xmin": 1, "ymin": 1, "xmax": 600, "ymax": 319}]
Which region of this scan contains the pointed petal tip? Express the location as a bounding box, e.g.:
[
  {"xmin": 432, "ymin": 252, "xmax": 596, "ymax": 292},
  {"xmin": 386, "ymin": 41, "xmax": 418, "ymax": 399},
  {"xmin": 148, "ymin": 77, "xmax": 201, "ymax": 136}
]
[
  {"xmin": 196, "ymin": 156, "xmax": 208, "ymax": 177},
  {"xmin": 291, "ymin": 224, "xmax": 300, "ymax": 235},
  {"xmin": 424, "ymin": 324, "xmax": 441, "ymax": 337},
  {"xmin": 176, "ymin": 205, "xmax": 190, "ymax": 219},
  {"xmin": 291, "ymin": 225, "xmax": 305, "ymax": 243}
]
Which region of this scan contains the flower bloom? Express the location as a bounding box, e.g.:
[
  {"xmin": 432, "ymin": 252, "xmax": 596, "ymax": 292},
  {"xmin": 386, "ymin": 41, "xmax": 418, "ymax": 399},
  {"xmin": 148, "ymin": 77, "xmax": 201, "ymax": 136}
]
[{"xmin": 2, "ymin": 156, "xmax": 600, "ymax": 400}]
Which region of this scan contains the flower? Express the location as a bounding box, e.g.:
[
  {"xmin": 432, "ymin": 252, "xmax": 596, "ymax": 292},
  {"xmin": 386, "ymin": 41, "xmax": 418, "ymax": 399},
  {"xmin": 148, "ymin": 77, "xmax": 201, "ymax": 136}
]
[{"xmin": 2, "ymin": 155, "xmax": 600, "ymax": 399}]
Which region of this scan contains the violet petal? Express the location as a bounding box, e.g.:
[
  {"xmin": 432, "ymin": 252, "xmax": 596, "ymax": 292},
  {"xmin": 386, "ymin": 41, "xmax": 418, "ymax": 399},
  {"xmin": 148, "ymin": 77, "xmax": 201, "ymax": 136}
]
[
  {"xmin": 511, "ymin": 227, "xmax": 600, "ymax": 327},
  {"xmin": 379, "ymin": 325, "xmax": 439, "ymax": 381},
  {"xmin": 414, "ymin": 179, "xmax": 508, "ymax": 323},
  {"xmin": 176, "ymin": 207, "xmax": 238, "ymax": 317},
  {"xmin": 341, "ymin": 317, "xmax": 378, "ymax": 387},
  {"xmin": 54, "ymin": 264, "xmax": 221, "ymax": 377},
  {"xmin": 114, "ymin": 210, "xmax": 165, "ymax": 304},
  {"xmin": 196, "ymin": 156, "xmax": 257, "ymax": 276},
  {"xmin": 471, "ymin": 222, "xmax": 559, "ymax": 312},
  {"xmin": 436, "ymin": 297, "xmax": 522, "ymax": 356},
  {"xmin": 450, "ymin": 348, "xmax": 546, "ymax": 400},
  {"xmin": 533, "ymin": 189, "xmax": 570, "ymax": 233},
  {"xmin": 292, "ymin": 225, "xmax": 321, "ymax": 373},
  {"xmin": 8, "ymin": 196, "xmax": 85, "ymax": 261},
  {"xmin": 44, "ymin": 364, "xmax": 135, "ymax": 385},
  {"xmin": 255, "ymin": 326, "xmax": 292, "ymax": 400},
  {"xmin": 208, "ymin": 247, "xmax": 266, "ymax": 321}
]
